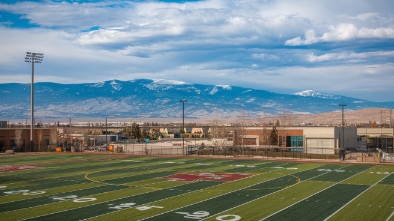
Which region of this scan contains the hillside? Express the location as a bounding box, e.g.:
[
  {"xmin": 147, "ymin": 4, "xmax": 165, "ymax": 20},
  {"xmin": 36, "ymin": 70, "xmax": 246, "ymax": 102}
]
[{"xmin": 1, "ymin": 79, "xmax": 393, "ymax": 121}]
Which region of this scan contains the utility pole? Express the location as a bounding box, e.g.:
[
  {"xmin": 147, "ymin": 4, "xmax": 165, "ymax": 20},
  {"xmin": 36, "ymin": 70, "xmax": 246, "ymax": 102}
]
[
  {"xmin": 180, "ymin": 99, "xmax": 187, "ymax": 155},
  {"xmin": 339, "ymin": 104, "xmax": 347, "ymax": 160},
  {"xmin": 25, "ymin": 52, "xmax": 43, "ymax": 152},
  {"xmin": 106, "ymin": 117, "xmax": 108, "ymax": 149},
  {"xmin": 381, "ymin": 110, "xmax": 383, "ymax": 128}
]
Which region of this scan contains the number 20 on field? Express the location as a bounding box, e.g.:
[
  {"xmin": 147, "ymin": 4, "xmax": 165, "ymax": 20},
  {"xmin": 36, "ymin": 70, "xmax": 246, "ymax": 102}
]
[{"xmin": 176, "ymin": 211, "xmax": 241, "ymax": 220}]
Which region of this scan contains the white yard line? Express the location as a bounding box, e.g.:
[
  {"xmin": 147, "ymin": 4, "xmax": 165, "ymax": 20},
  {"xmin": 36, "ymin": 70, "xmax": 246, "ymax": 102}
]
[
  {"xmin": 200, "ymin": 164, "xmax": 349, "ymax": 221},
  {"xmin": 258, "ymin": 165, "xmax": 360, "ymax": 221},
  {"xmin": 20, "ymin": 182, "xmax": 188, "ymax": 221},
  {"xmin": 138, "ymin": 166, "xmax": 289, "ymax": 221},
  {"xmin": 86, "ymin": 162, "xmax": 284, "ymax": 221},
  {"xmin": 386, "ymin": 210, "xmax": 394, "ymax": 221},
  {"xmin": 323, "ymin": 173, "xmax": 391, "ymax": 221}
]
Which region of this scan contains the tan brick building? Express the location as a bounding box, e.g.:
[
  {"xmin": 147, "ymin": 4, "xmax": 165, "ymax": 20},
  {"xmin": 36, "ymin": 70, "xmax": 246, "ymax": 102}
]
[{"xmin": 0, "ymin": 128, "xmax": 57, "ymax": 152}]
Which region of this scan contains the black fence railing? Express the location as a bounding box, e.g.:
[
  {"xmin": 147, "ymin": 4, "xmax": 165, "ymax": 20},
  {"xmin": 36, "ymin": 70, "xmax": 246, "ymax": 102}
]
[
  {"xmin": 3, "ymin": 144, "xmax": 393, "ymax": 164},
  {"xmin": 193, "ymin": 146, "xmax": 341, "ymax": 160}
]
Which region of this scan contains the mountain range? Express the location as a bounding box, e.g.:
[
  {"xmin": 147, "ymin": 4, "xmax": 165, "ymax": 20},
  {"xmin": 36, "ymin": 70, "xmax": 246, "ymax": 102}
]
[{"xmin": 1, "ymin": 79, "xmax": 394, "ymax": 120}]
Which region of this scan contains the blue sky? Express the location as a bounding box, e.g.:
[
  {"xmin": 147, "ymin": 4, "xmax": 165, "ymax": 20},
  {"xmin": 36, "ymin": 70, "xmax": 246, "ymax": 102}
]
[{"xmin": 0, "ymin": 0, "xmax": 393, "ymax": 102}]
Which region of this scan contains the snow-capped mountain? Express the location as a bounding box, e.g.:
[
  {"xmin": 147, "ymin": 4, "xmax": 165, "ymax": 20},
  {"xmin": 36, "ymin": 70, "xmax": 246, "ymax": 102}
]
[
  {"xmin": 294, "ymin": 90, "xmax": 341, "ymax": 99},
  {"xmin": 1, "ymin": 79, "xmax": 393, "ymax": 119}
]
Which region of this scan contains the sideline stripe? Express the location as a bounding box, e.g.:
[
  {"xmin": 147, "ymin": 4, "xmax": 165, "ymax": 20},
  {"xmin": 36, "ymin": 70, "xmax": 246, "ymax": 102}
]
[{"xmin": 387, "ymin": 210, "xmax": 394, "ymax": 221}]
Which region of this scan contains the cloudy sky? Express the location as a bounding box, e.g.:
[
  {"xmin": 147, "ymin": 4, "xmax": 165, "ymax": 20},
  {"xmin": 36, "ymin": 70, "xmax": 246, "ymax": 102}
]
[{"xmin": 1, "ymin": 0, "xmax": 393, "ymax": 102}]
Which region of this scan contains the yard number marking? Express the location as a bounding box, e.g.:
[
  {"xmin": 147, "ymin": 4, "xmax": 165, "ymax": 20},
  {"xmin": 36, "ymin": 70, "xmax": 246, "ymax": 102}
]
[
  {"xmin": 4, "ymin": 190, "xmax": 46, "ymax": 195},
  {"xmin": 369, "ymin": 172, "xmax": 390, "ymax": 174},
  {"xmin": 108, "ymin": 203, "xmax": 136, "ymax": 210},
  {"xmin": 51, "ymin": 195, "xmax": 97, "ymax": 203},
  {"xmin": 175, "ymin": 211, "xmax": 241, "ymax": 220},
  {"xmin": 136, "ymin": 205, "xmax": 164, "ymax": 211},
  {"xmin": 73, "ymin": 197, "xmax": 97, "ymax": 203},
  {"xmin": 51, "ymin": 195, "xmax": 78, "ymax": 201},
  {"xmin": 4, "ymin": 190, "xmax": 29, "ymax": 194},
  {"xmin": 216, "ymin": 215, "xmax": 241, "ymax": 221},
  {"xmin": 175, "ymin": 211, "xmax": 210, "ymax": 219},
  {"xmin": 108, "ymin": 203, "xmax": 163, "ymax": 211},
  {"xmin": 318, "ymin": 169, "xmax": 345, "ymax": 172}
]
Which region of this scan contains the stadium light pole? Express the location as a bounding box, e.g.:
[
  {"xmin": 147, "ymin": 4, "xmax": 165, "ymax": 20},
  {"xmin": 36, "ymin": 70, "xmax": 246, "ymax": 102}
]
[
  {"xmin": 180, "ymin": 99, "xmax": 187, "ymax": 155},
  {"xmin": 106, "ymin": 117, "xmax": 108, "ymax": 151},
  {"xmin": 25, "ymin": 52, "xmax": 43, "ymax": 152},
  {"xmin": 339, "ymin": 104, "xmax": 347, "ymax": 160}
]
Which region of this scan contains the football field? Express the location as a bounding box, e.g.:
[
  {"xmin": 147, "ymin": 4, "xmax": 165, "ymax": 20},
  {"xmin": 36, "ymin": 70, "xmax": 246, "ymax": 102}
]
[{"xmin": 1, "ymin": 153, "xmax": 393, "ymax": 221}]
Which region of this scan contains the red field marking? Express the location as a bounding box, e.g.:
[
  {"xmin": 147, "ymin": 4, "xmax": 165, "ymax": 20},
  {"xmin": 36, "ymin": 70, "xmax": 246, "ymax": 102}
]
[
  {"xmin": 165, "ymin": 173, "xmax": 250, "ymax": 182},
  {"xmin": 0, "ymin": 165, "xmax": 38, "ymax": 172}
]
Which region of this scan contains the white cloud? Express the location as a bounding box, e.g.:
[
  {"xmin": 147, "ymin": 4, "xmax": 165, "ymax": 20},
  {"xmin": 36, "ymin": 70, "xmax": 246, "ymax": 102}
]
[
  {"xmin": 0, "ymin": 0, "xmax": 394, "ymax": 101},
  {"xmin": 286, "ymin": 23, "xmax": 394, "ymax": 45},
  {"xmin": 347, "ymin": 12, "xmax": 381, "ymax": 21},
  {"xmin": 252, "ymin": 53, "xmax": 280, "ymax": 61},
  {"xmin": 308, "ymin": 51, "xmax": 394, "ymax": 63}
]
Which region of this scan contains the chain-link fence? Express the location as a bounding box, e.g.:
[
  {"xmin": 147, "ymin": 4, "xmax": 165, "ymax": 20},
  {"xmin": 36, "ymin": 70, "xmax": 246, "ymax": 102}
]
[
  {"xmin": 5, "ymin": 142, "xmax": 393, "ymax": 164},
  {"xmin": 116, "ymin": 145, "xmax": 393, "ymax": 164}
]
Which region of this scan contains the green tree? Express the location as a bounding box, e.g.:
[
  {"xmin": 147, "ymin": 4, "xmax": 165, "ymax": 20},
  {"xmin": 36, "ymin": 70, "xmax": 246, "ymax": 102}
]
[
  {"xmin": 269, "ymin": 126, "xmax": 278, "ymax": 145},
  {"xmin": 141, "ymin": 129, "xmax": 149, "ymax": 139},
  {"xmin": 14, "ymin": 129, "xmax": 24, "ymax": 151},
  {"xmin": 150, "ymin": 128, "xmax": 161, "ymax": 140},
  {"xmin": 131, "ymin": 123, "xmax": 141, "ymax": 139},
  {"xmin": 124, "ymin": 126, "xmax": 132, "ymax": 137}
]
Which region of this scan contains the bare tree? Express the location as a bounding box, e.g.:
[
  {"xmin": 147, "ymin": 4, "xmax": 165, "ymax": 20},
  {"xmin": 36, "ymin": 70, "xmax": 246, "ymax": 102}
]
[
  {"xmin": 210, "ymin": 120, "xmax": 229, "ymax": 151},
  {"xmin": 258, "ymin": 114, "xmax": 270, "ymax": 146},
  {"xmin": 278, "ymin": 109, "xmax": 294, "ymax": 126},
  {"xmin": 210, "ymin": 119, "xmax": 222, "ymax": 139},
  {"xmin": 81, "ymin": 132, "xmax": 88, "ymax": 150},
  {"xmin": 211, "ymin": 126, "xmax": 231, "ymax": 149},
  {"xmin": 49, "ymin": 129, "xmax": 58, "ymax": 151},
  {"xmin": 236, "ymin": 113, "xmax": 252, "ymax": 155},
  {"xmin": 15, "ymin": 129, "xmax": 24, "ymax": 151},
  {"xmin": 37, "ymin": 129, "xmax": 43, "ymax": 151}
]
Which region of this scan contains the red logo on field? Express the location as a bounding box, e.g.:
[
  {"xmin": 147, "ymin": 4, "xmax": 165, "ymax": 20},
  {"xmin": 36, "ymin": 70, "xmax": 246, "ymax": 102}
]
[
  {"xmin": 165, "ymin": 173, "xmax": 249, "ymax": 182},
  {"xmin": 0, "ymin": 165, "xmax": 38, "ymax": 172}
]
